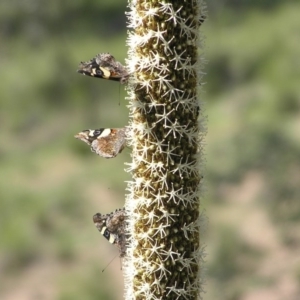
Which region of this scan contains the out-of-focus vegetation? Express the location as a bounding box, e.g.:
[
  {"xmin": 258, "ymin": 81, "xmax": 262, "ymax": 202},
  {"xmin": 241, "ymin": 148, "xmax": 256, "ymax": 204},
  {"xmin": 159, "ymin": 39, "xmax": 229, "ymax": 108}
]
[{"xmin": 0, "ymin": 1, "xmax": 299, "ymax": 299}]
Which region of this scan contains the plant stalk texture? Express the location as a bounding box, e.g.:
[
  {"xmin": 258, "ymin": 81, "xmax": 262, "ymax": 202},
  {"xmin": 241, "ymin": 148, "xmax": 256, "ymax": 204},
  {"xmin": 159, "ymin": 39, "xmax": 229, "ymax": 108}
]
[{"xmin": 124, "ymin": 0, "xmax": 206, "ymax": 299}]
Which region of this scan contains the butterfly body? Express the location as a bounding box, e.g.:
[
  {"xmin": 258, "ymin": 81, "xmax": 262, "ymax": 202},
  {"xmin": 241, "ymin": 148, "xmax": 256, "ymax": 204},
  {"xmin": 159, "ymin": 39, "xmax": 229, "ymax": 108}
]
[
  {"xmin": 75, "ymin": 127, "xmax": 127, "ymax": 158},
  {"xmin": 77, "ymin": 53, "xmax": 129, "ymax": 84},
  {"xmin": 93, "ymin": 208, "xmax": 127, "ymax": 257}
]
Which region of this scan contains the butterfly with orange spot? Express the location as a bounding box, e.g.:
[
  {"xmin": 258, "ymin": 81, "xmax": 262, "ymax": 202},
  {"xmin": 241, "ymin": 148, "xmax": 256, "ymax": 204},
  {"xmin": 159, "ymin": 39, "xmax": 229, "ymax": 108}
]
[
  {"xmin": 77, "ymin": 53, "xmax": 129, "ymax": 84},
  {"xmin": 74, "ymin": 127, "xmax": 128, "ymax": 159},
  {"xmin": 93, "ymin": 208, "xmax": 127, "ymax": 257}
]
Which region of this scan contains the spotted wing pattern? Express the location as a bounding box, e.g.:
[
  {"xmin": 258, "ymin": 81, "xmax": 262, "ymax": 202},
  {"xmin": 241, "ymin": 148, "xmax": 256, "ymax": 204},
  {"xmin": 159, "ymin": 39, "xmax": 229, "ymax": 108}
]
[
  {"xmin": 74, "ymin": 127, "xmax": 127, "ymax": 159},
  {"xmin": 77, "ymin": 53, "xmax": 129, "ymax": 84},
  {"xmin": 93, "ymin": 208, "xmax": 127, "ymax": 257}
]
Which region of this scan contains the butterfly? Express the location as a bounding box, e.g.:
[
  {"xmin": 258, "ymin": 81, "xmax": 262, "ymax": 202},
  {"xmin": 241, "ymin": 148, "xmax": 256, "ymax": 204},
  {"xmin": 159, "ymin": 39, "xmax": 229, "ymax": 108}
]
[
  {"xmin": 77, "ymin": 53, "xmax": 129, "ymax": 84},
  {"xmin": 74, "ymin": 127, "xmax": 128, "ymax": 159},
  {"xmin": 93, "ymin": 208, "xmax": 127, "ymax": 257}
]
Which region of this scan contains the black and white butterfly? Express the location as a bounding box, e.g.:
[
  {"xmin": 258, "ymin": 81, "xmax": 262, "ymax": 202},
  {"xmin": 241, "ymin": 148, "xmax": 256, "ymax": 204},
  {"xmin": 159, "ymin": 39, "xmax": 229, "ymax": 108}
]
[
  {"xmin": 74, "ymin": 127, "xmax": 128, "ymax": 159},
  {"xmin": 77, "ymin": 53, "xmax": 129, "ymax": 84},
  {"xmin": 93, "ymin": 208, "xmax": 127, "ymax": 257}
]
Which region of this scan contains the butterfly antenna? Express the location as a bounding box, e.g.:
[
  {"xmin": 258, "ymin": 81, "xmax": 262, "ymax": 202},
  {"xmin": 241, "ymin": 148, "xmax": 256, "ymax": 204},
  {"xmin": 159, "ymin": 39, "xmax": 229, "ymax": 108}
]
[
  {"xmin": 119, "ymin": 256, "xmax": 124, "ymax": 270},
  {"xmin": 102, "ymin": 254, "xmax": 118, "ymax": 272}
]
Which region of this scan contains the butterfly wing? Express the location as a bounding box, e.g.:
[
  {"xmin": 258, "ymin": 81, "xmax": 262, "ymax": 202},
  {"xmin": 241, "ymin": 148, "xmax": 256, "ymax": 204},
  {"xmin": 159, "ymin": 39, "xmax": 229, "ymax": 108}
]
[
  {"xmin": 74, "ymin": 127, "xmax": 127, "ymax": 159},
  {"xmin": 93, "ymin": 209, "xmax": 127, "ymax": 257},
  {"xmin": 91, "ymin": 128, "xmax": 127, "ymax": 158},
  {"xmin": 77, "ymin": 53, "xmax": 128, "ymax": 83}
]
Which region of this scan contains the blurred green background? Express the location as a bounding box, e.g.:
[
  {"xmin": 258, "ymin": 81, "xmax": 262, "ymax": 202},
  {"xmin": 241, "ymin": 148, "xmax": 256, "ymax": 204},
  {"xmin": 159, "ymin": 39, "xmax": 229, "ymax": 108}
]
[{"xmin": 0, "ymin": 1, "xmax": 299, "ymax": 299}]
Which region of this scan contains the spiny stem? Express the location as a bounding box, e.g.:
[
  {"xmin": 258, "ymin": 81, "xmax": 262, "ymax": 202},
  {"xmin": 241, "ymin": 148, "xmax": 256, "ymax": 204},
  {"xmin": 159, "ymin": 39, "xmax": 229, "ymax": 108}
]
[{"xmin": 124, "ymin": 0, "xmax": 207, "ymax": 299}]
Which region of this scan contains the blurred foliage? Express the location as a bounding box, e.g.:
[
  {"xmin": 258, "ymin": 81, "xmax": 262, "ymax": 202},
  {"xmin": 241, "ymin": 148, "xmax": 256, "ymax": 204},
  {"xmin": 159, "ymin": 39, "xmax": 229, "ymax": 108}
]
[
  {"xmin": 0, "ymin": 1, "xmax": 300, "ymax": 300},
  {"xmin": 205, "ymin": 3, "xmax": 300, "ymax": 222}
]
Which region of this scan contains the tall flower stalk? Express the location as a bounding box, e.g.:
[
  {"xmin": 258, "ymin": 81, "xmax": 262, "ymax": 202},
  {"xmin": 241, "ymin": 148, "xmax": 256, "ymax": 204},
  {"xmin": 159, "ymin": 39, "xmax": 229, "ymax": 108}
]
[{"xmin": 124, "ymin": 0, "xmax": 207, "ymax": 299}]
